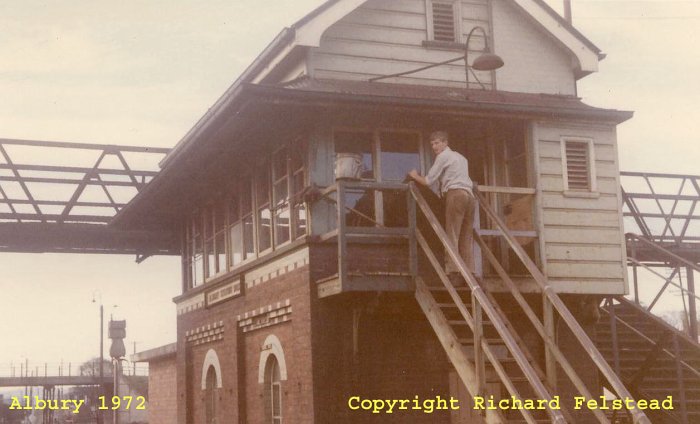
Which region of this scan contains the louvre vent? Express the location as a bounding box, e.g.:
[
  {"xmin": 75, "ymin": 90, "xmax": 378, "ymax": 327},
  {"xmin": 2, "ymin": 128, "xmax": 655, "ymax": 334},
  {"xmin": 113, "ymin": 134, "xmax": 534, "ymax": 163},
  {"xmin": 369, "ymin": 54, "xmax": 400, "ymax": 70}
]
[
  {"xmin": 432, "ymin": 2, "xmax": 456, "ymax": 42},
  {"xmin": 565, "ymin": 141, "xmax": 590, "ymax": 190}
]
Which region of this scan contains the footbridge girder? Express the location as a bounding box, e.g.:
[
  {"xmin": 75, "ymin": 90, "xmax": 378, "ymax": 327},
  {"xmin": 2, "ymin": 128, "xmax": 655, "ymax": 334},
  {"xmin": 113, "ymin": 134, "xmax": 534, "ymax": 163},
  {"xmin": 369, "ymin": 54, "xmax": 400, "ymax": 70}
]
[
  {"xmin": 0, "ymin": 375, "xmax": 113, "ymax": 387},
  {"xmin": 0, "ymin": 138, "xmax": 177, "ymax": 256}
]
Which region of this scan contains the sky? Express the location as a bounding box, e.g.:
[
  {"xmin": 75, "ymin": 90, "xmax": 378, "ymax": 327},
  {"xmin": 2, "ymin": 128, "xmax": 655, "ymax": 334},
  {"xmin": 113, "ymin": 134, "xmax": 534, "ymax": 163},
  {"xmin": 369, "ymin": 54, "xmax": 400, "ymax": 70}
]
[{"xmin": 1, "ymin": 0, "xmax": 699, "ymax": 372}]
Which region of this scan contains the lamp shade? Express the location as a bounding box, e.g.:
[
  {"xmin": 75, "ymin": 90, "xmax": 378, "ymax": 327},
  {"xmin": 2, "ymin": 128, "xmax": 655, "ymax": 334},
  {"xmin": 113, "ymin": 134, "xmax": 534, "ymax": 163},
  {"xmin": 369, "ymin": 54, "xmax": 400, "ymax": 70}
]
[{"xmin": 472, "ymin": 53, "xmax": 504, "ymax": 71}]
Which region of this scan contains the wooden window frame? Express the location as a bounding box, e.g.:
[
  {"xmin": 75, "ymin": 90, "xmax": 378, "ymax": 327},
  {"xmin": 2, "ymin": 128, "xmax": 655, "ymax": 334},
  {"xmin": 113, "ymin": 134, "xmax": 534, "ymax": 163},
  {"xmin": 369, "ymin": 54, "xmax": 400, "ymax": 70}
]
[
  {"xmin": 227, "ymin": 177, "xmax": 255, "ymax": 271},
  {"xmin": 203, "ymin": 203, "xmax": 227, "ymax": 280},
  {"xmin": 332, "ymin": 127, "xmax": 423, "ymax": 226},
  {"xmin": 561, "ymin": 137, "xmax": 597, "ymax": 194},
  {"xmin": 272, "ymin": 145, "xmax": 292, "ymax": 248},
  {"xmin": 288, "ymin": 137, "xmax": 307, "ymax": 241},
  {"xmin": 181, "ymin": 140, "xmax": 308, "ymax": 292},
  {"xmin": 265, "ymin": 355, "xmax": 283, "ymax": 424},
  {"xmin": 205, "ymin": 365, "xmax": 217, "ymax": 424},
  {"xmin": 255, "ymin": 158, "xmax": 273, "ymax": 255},
  {"xmin": 189, "ymin": 211, "xmax": 205, "ymax": 289}
]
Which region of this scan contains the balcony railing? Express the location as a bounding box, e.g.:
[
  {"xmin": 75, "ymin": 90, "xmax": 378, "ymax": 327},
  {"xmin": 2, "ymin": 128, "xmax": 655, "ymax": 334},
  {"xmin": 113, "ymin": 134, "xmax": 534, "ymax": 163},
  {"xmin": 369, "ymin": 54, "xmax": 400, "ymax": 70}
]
[
  {"xmin": 315, "ymin": 180, "xmax": 415, "ymax": 295},
  {"xmin": 313, "ymin": 180, "xmax": 538, "ymax": 295}
]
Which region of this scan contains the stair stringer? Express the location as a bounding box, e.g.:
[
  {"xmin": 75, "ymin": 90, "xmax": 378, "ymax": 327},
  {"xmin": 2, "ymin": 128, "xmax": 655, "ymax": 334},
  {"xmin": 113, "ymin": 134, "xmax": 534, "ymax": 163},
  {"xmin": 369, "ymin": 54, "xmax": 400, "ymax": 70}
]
[
  {"xmin": 414, "ymin": 277, "xmax": 507, "ymax": 424},
  {"xmin": 598, "ymin": 296, "xmax": 700, "ymax": 423}
]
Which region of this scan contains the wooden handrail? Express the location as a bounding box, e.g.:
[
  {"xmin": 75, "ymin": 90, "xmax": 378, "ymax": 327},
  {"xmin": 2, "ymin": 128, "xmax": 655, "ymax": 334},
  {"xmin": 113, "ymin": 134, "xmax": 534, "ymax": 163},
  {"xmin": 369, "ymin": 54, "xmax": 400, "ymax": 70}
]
[
  {"xmin": 409, "ymin": 183, "xmax": 566, "ymax": 424},
  {"xmin": 319, "ymin": 180, "xmax": 408, "ymax": 196},
  {"xmin": 474, "ymin": 233, "xmax": 609, "ymax": 423},
  {"xmin": 416, "ymin": 235, "xmax": 548, "ymax": 424},
  {"xmin": 476, "ymin": 185, "xmax": 537, "ymax": 195},
  {"xmin": 471, "ymin": 188, "xmax": 651, "ymax": 424}
]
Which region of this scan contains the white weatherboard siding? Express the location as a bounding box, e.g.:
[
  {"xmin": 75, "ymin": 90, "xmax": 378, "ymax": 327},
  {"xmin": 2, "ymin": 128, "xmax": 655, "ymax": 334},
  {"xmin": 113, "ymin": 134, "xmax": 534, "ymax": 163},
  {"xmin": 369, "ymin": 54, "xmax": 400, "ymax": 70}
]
[
  {"xmin": 491, "ymin": 0, "xmax": 576, "ymax": 95},
  {"xmin": 311, "ymin": 0, "xmax": 494, "ymax": 88},
  {"xmin": 535, "ymin": 121, "xmax": 627, "ymax": 294}
]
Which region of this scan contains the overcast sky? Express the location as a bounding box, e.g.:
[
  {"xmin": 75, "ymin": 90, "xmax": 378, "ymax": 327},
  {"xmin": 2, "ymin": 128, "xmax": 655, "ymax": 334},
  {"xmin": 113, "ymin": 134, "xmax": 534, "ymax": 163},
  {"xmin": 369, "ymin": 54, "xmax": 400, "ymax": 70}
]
[{"xmin": 1, "ymin": 0, "xmax": 699, "ymax": 371}]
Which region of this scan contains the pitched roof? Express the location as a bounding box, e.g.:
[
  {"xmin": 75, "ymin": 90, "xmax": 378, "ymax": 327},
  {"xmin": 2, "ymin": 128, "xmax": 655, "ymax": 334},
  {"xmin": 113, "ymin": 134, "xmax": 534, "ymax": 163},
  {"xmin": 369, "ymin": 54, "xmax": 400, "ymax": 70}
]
[
  {"xmin": 247, "ymin": 0, "xmax": 603, "ymax": 83},
  {"xmin": 158, "ymin": 0, "xmax": 604, "ymax": 169}
]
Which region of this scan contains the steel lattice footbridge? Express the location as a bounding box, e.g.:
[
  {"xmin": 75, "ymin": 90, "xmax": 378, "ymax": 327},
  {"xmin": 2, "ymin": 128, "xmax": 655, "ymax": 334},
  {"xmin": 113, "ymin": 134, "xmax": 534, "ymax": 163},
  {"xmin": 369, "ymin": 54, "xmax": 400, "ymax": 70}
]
[{"xmin": 0, "ymin": 138, "xmax": 177, "ymax": 260}]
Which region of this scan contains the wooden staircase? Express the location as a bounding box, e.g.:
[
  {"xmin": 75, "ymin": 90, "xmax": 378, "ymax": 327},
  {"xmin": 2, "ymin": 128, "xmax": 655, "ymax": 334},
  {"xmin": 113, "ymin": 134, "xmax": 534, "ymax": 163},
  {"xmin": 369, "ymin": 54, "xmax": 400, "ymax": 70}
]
[
  {"xmin": 597, "ymin": 297, "xmax": 700, "ymax": 424},
  {"xmin": 416, "ymin": 278, "xmax": 556, "ymax": 423},
  {"xmin": 408, "ymin": 183, "xmax": 653, "ymax": 423}
]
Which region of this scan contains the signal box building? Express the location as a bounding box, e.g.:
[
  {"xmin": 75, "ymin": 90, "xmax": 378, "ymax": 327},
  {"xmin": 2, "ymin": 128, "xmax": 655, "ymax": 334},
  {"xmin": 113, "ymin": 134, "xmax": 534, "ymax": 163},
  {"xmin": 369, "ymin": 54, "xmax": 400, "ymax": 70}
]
[{"xmin": 112, "ymin": 1, "xmax": 684, "ymax": 423}]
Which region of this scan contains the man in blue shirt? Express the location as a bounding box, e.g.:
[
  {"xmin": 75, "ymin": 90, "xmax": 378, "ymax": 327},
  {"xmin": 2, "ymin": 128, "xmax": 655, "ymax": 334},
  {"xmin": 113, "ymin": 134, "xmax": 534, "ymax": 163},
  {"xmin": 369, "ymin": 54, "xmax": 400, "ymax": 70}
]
[{"xmin": 409, "ymin": 131, "xmax": 475, "ymax": 282}]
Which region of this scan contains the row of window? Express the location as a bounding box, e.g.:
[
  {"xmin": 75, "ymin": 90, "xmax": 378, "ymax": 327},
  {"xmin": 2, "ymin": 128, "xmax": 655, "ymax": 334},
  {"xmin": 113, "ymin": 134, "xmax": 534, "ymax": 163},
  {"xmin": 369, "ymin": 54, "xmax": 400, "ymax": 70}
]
[
  {"xmin": 182, "ymin": 133, "xmax": 593, "ymax": 288},
  {"xmin": 183, "ymin": 141, "xmax": 307, "ymax": 289}
]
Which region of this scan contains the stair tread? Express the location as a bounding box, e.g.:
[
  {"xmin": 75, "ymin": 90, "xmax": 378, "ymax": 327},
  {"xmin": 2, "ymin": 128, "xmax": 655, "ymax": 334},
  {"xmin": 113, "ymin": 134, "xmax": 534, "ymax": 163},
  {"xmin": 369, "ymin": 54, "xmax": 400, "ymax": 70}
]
[{"xmin": 458, "ymin": 337, "xmax": 506, "ymax": 345}]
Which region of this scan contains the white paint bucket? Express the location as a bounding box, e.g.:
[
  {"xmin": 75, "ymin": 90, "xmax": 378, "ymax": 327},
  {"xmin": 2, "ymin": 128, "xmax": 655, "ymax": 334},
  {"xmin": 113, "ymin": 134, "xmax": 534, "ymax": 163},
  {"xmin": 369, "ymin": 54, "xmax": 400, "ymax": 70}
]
[{"xmin": 335, "ymin": 153, "xmax": 363, "ymax": 180}]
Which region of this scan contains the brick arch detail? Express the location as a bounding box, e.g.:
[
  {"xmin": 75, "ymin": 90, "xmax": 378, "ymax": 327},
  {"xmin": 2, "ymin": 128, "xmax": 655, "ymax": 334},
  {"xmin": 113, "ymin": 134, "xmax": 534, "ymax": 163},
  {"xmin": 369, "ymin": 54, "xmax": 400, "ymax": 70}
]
[
  {"xmin": 201, "ymin": 348, "xmax": 223, "ymax": 389},
  {"xmin": 257, "ymin": 334, "xmax": 288, "ymax": 383}
]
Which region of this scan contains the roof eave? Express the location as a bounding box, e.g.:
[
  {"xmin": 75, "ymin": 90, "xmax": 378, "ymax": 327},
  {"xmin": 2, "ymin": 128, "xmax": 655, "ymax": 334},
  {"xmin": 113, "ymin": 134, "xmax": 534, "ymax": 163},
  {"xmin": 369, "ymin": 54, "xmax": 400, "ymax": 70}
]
[
  {"xmin": 245, "ymin": 84, "xmax": 634, "ymax": 124},
  {"xmin": 111, "ymin": 86, "xmax": 254, "ymax": 228}
]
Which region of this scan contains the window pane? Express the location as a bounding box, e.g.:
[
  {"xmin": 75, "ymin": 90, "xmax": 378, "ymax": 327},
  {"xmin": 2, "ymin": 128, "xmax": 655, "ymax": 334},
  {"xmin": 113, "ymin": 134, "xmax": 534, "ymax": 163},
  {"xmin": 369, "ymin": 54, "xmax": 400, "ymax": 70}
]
[
  {"xmin": 290, "ymin": 143, "xmax": 304, "ymax": 171},
  {"xmin": 193, "ymin": 254, "xmax": 204, "ymax": 286},
  {"xmin": 274, "ymin": 180, "xmax": 288, "ymax": 208},
  {"xmin": 214, "ymin": 204, "xmax": 225, "ymax": 233},
  {"xmin": 335, "ymin": 131, "xmax": 374, "ymax": 179},
  {"xmin": 241, "ymin": 177, "xmax": 252, "ymax": 215},
  {"xmin": 203, "ymin": 209, "xmax": 213, "ymax": 239},
  {"xmin": 273, "ymin": 147, "xmax": 287, "ymax": 180},
  {"xmin": 383, "ymin": 190, "xmax": 408, "ymax": 228},
  {"xmin": 275, "ymin": 208, "xmax": 290, "ymax": 245},
  {"xmin": 205, "ymin": 239, "xmax": 215, "ymax": 277},
  {"xmin": 272, "ymin": 384, "xmax": 281, "ymax": 415},
  {"xmin": 192, "ymin": 214, "xmax": 204, "ymax": 286},
  {"xmin": 183, "ymin": 226, "xmax": 192, "ymax": 288},
  {"xmin": 380, "ymin": 131, "xmax": 420, "ymax": 182},
  {"xmin": 229, "ymin": 222, "xmax": 243, "ymax": 266},
  {"xmin": 228, "ymin": 195, "xmax": 239, "ymax": 223},
  {"xmin": 292, "ymin": 171, "xmax": 306, "ymax": 238},
  {"xmin": 215, "ymin": 232, "xmax": 226, "ymax": 272},
  {"xmin": 292, "ymin": 170, "xmax": 304, "ymax": 195},
  {"xmin": 295, "ymin": 205, "xmax": 307, "ymax": 238},
  {"xmin": 243, "ymin": 215, "xmax": 255, "ymax": 259},
  {"xmin": 258, "ymin": 207, "xmax": 272, "ymax": 251},
  {"xmin": 206, "ymin": 367, "xmax": 216, "ymax": 424},
  {"xmin": 345, "ymin": 189, "xmax": 375, "ymax": 227},
  {"xmin": 256, "ymin": 163, "xmax": 270, "ymax": 204}
]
